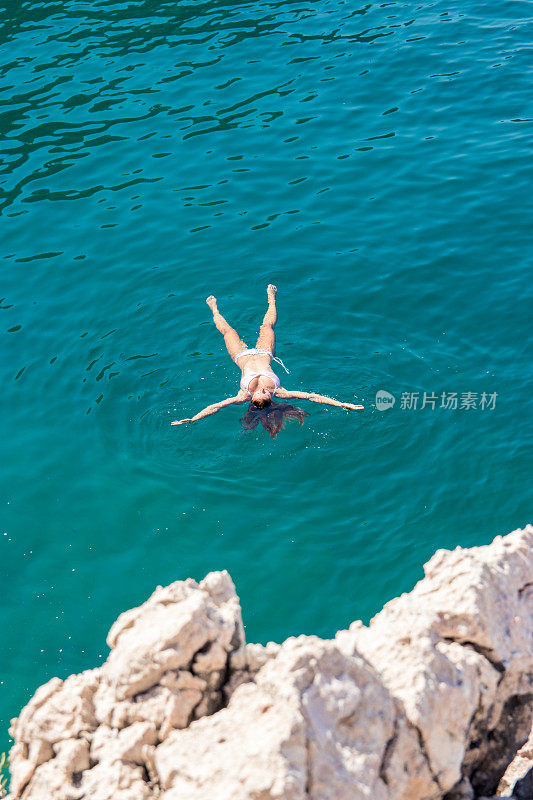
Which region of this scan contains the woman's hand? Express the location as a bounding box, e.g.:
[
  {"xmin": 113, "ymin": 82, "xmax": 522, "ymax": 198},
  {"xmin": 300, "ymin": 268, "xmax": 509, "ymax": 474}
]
[
  {"xmin": 342, "ymin": 402, "xmax": 364, "ymax": 411},
  {"xmin": 171, "ymin": 418, "xmax": 192, "ymax": 425}
]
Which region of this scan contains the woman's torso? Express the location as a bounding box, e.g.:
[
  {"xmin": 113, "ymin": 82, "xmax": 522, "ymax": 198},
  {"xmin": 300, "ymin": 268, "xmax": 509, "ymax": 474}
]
[{"xmin": 237, "ymin": 353, "xmax": 279, "ymax": 395}]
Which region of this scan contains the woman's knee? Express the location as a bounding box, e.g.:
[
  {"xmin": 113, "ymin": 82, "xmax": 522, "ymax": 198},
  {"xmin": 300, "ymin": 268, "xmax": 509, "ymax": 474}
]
[{"xmin": 259, "ymin": 322, "xmax": 274, "ymax": 337}]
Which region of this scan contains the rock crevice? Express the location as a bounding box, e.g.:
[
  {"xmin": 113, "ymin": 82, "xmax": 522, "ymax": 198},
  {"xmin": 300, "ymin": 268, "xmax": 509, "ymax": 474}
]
[{"xmin": 5, "ymin": 526, "xmax": 532, "ymax": 800}]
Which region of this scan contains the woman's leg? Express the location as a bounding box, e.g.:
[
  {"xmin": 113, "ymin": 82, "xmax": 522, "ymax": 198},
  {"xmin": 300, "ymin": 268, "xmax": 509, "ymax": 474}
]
[
  {"xmin": 255, "ymin": 284, "xmax": 277, "ymax": 354},
  {"xmin": 206, "ymin": 296, "xmax": 247, "ymax": 360}
]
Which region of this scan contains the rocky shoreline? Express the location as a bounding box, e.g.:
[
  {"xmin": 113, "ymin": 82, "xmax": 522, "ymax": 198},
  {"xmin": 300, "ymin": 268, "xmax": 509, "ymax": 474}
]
[{"xmin": 5, "ymin": 526, "xmax": 532, "ymax": 800}]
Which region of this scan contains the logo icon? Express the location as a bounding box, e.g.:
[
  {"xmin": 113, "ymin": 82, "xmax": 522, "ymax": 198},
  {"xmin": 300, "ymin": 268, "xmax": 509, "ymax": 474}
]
[{"xmin": 376, "ymin": 390, "xmax": 395, "ymax": 411}]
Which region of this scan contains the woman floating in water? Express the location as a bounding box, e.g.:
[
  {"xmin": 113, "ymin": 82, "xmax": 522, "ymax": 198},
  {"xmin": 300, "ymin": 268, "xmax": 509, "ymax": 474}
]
[{"xmin": 171, "ymin": 285, "xmax": 363, "ymax": 436}]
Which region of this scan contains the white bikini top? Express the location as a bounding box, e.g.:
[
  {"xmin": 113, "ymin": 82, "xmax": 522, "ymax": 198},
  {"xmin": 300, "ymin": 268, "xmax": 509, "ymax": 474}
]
[
  {"xmin": 234, "ymin": 348, "xmax": 289, "ymax": 397},
  {"xmin": 240, "ymin": 370, "xmax": 280, "ymax": 396}
]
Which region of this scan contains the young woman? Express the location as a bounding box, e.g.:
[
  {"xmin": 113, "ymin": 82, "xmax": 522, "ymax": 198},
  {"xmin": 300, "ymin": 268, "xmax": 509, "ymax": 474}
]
[{"xmin": 171, "ymin": 285, "xmax": 364, "ymax": 429}]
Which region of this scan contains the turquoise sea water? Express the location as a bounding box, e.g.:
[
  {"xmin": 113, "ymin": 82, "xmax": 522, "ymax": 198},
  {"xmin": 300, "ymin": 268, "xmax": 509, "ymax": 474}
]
[{"xmin": 1, "ymin": 0, "xmax": 532, "ymax": 758}]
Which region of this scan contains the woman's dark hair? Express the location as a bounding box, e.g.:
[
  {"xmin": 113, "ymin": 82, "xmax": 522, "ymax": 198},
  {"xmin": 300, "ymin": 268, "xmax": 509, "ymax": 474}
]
[
  {"xmin": 251, "ymin": 395, "xmax": 271, "ymax": 409},
  {"xmin": 240, "ymin": 400, "xmax": 308, "ymax": 438}
]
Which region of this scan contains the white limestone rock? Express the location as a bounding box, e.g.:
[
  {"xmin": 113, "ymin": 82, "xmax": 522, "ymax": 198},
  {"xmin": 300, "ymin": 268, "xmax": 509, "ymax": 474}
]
[
  {"xmin": 496, "ymin": 725, "xmax": 533, "ymax": 798},
  {"xmin": 79, "ymin": 761, "xmax": 152, "ymax": 800},
  {"xmin": 156, "ymin": 680, "xmax": 306, "ymax": 800},
  {"xmin": 10, "ymin": 737, "xmax": 90, "ymax": 800},
  {"xmin": 6, "ymin": 571, "xmax": 244, "ymax": 799},
  {"xmin": 90, "ymin": 721, "xmax": 157, "ymax": 765},
  {"xmin": 102, "ymin": 570, "xmax": 242, "ymax": 700},
  {"xmin": 8, "ymin": 671, "xmax": 99, "ymax": 797},
  {"xmin": 337, "ymin": 526, "xmax": 533, "ymax": 795},
  {"xmin": 156, "ymin": 635, "xmax": 436, "ymax": 800}
]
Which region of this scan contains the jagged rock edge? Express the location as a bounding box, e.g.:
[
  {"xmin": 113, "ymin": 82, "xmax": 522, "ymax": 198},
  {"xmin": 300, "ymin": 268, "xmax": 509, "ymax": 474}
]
[{"xmin": 5, "ymin": 527, "xmax": 533, "ymax": 800}]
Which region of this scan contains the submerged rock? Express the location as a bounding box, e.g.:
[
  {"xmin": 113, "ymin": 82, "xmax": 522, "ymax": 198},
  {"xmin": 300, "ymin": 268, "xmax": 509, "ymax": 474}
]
[{"xmin": 5, "ymin": 527, "xmax": 533, "ymax": 800}]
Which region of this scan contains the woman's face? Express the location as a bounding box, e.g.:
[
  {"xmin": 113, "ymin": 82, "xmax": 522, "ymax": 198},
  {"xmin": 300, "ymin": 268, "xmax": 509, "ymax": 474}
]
[{"xmin": 252, "ymin": 387, "xmax": 272, "ymax": 407}]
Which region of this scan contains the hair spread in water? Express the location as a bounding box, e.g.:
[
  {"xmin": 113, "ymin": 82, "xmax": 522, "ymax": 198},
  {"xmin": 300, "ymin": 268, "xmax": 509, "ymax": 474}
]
[{"xmin": 240, "ymin": 400, "xmax": 308, "ymax": 438}]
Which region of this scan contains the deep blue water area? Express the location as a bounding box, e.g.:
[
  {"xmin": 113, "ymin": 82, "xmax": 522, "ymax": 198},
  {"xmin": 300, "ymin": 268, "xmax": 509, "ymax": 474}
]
[{"xmin": 1, "ymin": 0, "xmax": 532, "ymax": 757}]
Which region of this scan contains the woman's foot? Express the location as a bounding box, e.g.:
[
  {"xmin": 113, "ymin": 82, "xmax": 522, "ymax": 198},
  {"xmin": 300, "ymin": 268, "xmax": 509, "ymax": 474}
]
[
  {"xmin": 267, "ymin": 284, "xmax": 277, "ymax": 301},
  {"xmin": 206, "ymin": 295, "xmax": 217, "ymax": 310}
]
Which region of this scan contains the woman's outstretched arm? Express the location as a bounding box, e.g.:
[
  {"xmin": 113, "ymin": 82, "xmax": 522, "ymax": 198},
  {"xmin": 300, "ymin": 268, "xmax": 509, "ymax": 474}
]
[
  {"xmin": 276, "ymin": 388, "xmax": 364, "ymax": 410},
  {"xmin": 171, "ymin": 393, "xmax": 247, "ymax": 425}
]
